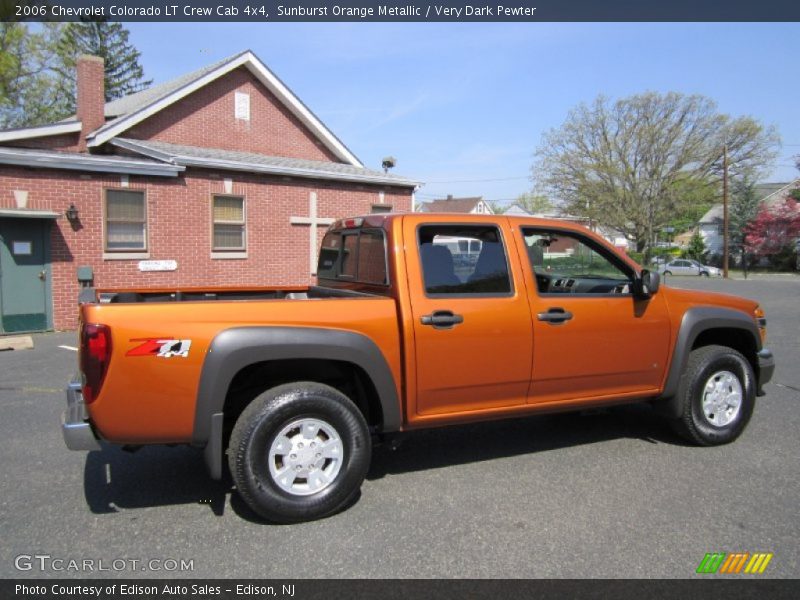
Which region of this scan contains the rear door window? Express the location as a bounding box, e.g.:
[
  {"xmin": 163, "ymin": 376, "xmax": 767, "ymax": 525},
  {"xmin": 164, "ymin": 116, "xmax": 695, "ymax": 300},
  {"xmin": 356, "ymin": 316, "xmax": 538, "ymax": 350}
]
[{"xmin": 417, "ymin": 225, "xmax": 512, "ymax": 296}]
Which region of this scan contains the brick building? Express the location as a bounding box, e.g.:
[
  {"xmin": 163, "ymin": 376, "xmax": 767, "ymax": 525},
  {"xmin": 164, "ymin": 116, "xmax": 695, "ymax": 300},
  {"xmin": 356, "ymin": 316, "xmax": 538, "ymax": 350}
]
[{"xmin": 0, "ymin": 51, "xmax": 418, "ymax": 332}]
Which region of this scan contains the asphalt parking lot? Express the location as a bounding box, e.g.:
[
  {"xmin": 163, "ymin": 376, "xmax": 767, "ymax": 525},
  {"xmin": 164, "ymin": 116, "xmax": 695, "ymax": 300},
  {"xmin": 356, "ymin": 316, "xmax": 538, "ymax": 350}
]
[{"xmin": 1, "ymin": 276, "xmax": 798, "ymax": 579}]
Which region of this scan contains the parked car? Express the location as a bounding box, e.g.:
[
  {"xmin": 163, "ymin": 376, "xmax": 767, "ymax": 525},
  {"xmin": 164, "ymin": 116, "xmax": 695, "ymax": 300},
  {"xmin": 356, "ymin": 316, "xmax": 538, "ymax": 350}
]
[{"xmin": 658, "ymin": 259, "xmax": 721, "ymax": 277}]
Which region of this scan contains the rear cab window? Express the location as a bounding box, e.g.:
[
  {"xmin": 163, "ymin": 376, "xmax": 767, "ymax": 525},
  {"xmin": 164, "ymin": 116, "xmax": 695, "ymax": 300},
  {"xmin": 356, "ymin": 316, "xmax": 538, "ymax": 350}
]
[{"xmin": 318, "ymin": 227, "xmax": 389, "ymax": 288}]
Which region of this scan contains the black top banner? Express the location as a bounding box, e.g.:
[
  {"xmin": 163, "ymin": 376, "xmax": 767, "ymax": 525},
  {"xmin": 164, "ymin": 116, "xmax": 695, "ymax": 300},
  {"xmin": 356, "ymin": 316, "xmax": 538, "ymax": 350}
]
[{"xmin": 4, "ymin": 0, "xmax": 800, "ymax": 22}]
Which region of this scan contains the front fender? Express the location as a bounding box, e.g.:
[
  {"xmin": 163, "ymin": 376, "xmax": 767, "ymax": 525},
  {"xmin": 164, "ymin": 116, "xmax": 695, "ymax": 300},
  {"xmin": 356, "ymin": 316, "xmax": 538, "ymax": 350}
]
[{"xmin": 656, "ymin": 307, "xmax": 761, "ymax": 418}]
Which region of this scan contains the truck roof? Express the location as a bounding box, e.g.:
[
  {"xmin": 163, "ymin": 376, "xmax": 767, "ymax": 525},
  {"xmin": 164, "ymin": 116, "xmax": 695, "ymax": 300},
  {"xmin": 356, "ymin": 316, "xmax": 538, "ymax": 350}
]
[
  {"xmin": 331, "ymin": 212, "xmax": 597, "ymax": 234},
  {"xmin": 327, "ymin": 212, "xmax": 640, "ymax": 273}
]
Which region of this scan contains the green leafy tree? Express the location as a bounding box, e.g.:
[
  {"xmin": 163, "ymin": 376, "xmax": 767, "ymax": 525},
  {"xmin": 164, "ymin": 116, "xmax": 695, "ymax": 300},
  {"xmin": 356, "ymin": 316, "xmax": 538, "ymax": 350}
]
[
  {"xmin": 728, "ymin": 178, "xmax": 761, "ymax": 277},
  {"xmin": 56, "ymin": 20, "xmax": 152, "ymax": 106},
  {"xmin": 514, "ymin": 192, "xmax": 553, "ymax": 214},
  {"xmin": 664, "ymin": 177, "xmax": 718, "ymax": 235},
  {"xmin": 686, "ymin": 230, "xmax": 708, "ymax": 262},
  {"xmin": 485, "ymin": 201, "xmax": 504, "ymax": 214},
  {"xmin": 532, "ymin": 92, "xmax": 780, "ymax": 257},
  {"xmin": 0, "ymin": 22, "xmax": 71, "ymax": 128}
]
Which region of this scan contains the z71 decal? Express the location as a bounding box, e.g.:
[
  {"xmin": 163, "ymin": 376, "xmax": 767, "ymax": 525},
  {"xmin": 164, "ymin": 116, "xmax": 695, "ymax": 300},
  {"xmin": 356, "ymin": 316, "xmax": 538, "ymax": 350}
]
[{"xmin": 127, "ymin": 339, "xmax": 192, "ymax": 358}]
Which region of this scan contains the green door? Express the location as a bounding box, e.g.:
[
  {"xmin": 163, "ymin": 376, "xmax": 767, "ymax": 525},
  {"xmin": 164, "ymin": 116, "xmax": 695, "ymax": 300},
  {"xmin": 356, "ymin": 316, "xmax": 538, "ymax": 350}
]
[{"xmin": 0, "ymin": 218, "xmax": 52, "ymax": 333}]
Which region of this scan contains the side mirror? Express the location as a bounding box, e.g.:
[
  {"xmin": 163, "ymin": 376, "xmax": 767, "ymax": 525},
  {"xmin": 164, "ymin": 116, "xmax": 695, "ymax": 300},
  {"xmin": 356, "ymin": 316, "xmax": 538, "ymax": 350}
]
[{"xmin": 632, "ymin": 269, "xmax": 660, "ymax": 299}]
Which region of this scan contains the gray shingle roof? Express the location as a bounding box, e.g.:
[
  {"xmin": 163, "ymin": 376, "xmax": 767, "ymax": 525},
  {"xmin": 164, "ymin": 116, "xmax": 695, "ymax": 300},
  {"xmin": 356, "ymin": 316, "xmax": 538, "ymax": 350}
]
[
  {"xmin": 112, "ymin": 138, "xmax": 418, "ymax": 187},
  {"xmin": 419, "ymin": 196, "xmax": 484, "ymax": 213},
  {"xmin": 699, "ymin": 205, "xmax": 724, "ymax": 223},
  {"xmin": 103, "ymin": 51, "xmax": 248, "ymax": 118}
]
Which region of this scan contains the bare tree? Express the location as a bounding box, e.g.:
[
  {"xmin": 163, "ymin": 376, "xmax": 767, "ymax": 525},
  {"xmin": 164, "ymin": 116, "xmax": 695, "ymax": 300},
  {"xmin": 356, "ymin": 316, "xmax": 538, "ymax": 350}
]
[{"xmin": 532, "ymin": 92, "xmax": 780, "ymax": 255}]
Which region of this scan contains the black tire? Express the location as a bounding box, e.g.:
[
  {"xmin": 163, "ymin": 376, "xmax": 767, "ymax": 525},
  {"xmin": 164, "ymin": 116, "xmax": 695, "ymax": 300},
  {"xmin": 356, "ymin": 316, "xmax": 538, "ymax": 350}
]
[
  {"xmin": 701, "ymin": 271, "xmax": 710, "ymax": 277},
  {"xmin": 671, "ymin": 345, "xmax": 755, "ymax": 446},
  {"xmin": 228, "ymin": 382, "xmax": 371, "ymax": 523},
  {"xmin": 664, "ymin": 271, "xmax": 672, "ymax": 276}
]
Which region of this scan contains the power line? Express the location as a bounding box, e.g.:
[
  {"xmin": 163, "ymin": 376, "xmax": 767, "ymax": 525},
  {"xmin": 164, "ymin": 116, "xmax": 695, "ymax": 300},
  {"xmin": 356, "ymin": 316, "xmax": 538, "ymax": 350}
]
[{"xmin": 422, "ymin": 175, "xmax": 530, "ymax": 184}]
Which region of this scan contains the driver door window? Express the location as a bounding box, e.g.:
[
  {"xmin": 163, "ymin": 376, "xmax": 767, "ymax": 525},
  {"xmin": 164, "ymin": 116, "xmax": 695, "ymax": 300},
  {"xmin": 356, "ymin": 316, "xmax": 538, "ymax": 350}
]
[{"xmin": 523, "ymin": 229, "xmax": 632, "ymax": 295}]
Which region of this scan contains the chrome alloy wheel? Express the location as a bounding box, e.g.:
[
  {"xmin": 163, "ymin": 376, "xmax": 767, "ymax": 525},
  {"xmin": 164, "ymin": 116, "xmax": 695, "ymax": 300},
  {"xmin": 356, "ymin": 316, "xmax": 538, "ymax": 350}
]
[
  {"xmin": 701, "ymin": 370, "xmax": 743, "ymax": 427},
  {"xmin": 268, "ymin": 418, "xmax": 344, "ymax": 496}
]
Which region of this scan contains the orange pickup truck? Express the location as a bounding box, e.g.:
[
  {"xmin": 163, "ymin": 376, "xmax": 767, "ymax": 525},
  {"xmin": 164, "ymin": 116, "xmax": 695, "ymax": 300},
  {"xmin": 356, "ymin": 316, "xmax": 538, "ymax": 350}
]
[{"xmin": 63, "ymin": 213, "xmax": 774, "ymax": 522}]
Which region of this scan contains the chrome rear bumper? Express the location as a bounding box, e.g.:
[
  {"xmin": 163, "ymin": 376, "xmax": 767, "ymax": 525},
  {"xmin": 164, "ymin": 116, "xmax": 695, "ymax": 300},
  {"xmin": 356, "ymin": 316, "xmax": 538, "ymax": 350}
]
[{"xmin": 62, "ymin": 378, "xmax": 101, "ymax": 451}]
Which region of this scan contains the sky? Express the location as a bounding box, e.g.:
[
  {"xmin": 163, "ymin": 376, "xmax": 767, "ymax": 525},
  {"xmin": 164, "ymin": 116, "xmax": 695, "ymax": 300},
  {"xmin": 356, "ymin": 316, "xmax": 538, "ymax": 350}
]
[{"xmin": 125, "ymin": 22, "xmax": 800, "ymax": 207}]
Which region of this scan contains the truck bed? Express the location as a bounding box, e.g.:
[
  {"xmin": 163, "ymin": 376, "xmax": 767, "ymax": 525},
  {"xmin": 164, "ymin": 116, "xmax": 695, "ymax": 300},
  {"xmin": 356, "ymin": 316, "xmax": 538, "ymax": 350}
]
[{"xmin": 81, "ymin": 285, "xmax": 378, "ymax": 305}]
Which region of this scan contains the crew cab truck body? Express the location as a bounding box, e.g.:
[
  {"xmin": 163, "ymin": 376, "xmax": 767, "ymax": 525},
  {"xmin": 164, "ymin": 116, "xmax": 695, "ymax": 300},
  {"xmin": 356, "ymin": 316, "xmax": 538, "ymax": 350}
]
[{"xmin": 63, "ymin": 214, "xmax": 775, "ymax": 522}]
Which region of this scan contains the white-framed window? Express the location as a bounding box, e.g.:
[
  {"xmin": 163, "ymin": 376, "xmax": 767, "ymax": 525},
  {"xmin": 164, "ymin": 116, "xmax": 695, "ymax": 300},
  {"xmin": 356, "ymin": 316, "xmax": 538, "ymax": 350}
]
[
  {"xmin": 234, "ymin": 91, "xmax": 250, "ymax": 121},
  {"xmin": 212, "ymin": 195, "xmax": 246, "ymax": 251},
  {"xmin": 105, "ymin": 189, "xmax": 147, "ymax": 252}
]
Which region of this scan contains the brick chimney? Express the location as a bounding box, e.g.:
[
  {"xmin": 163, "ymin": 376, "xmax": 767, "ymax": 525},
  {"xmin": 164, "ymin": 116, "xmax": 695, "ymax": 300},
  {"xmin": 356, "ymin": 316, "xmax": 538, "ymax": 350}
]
[{"xmin": 76, "ymin": 55, "xmax": 105, "ymax": 151}]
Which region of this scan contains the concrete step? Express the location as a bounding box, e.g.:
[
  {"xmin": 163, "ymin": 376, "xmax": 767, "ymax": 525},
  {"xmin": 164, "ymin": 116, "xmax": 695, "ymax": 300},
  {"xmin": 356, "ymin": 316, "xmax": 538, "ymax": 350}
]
[{"xmin": 0, "ymin": 335, "xmax": 34, "ymax": 351}]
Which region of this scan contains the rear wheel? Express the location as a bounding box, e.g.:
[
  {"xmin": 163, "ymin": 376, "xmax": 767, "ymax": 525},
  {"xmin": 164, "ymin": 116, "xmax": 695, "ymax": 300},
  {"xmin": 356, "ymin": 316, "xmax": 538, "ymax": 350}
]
[
  {"xmin": 228, "ymin": 382, "xmax": 371, "ymax": 523},
  {"xmin": 671, "ymin": 345, "xmax": 755, "ymax": 446}
]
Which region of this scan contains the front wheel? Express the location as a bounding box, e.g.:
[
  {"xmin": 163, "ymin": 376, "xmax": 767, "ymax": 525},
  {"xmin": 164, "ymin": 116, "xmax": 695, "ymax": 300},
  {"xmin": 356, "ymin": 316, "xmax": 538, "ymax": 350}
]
[
  {"xmin": 671, "ymin": 345, "xmax": 755, "ymax": 446},
  {"xmin": 664, "ymin": 270, "xmax": 672, "ymax": 276},
  {"xmin": 228, "ymin": 382, "xmax": 371, "ymax": 523}
]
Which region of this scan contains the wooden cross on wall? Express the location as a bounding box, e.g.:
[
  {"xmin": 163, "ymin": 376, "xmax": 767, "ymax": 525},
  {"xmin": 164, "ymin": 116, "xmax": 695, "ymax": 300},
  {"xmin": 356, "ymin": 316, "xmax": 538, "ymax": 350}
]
[{"xmin": 290, "ymin": 192, "xmax": 335, "ymax": 275}]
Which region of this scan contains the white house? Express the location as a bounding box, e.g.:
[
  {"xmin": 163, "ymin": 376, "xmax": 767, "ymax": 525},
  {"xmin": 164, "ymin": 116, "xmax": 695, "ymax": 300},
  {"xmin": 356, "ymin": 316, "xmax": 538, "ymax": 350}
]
[{"xmin": 698, "ymin": 180, "xmax": 800, "ymax": 256}]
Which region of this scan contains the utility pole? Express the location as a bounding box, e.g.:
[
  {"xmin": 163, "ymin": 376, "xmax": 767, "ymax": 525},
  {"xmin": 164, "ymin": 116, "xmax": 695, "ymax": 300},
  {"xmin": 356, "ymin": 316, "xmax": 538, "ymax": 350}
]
[{"xmin": 722, "ymin": 144, "xmax": 729, "ymax": 279}]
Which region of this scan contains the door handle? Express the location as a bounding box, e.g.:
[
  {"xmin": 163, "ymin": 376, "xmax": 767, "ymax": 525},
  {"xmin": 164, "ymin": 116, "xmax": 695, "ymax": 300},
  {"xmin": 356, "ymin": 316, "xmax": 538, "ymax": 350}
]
[
  {"xmin": 537, "ymin": 307, "xmax": 573, "ymax": 324},
  {"xmin": 421, "ymin": 310, "xmax": 464, "ymax": 329},
  {"xmin": 38, "ymin": 270, "xmax": 46, "ymax": 281}
]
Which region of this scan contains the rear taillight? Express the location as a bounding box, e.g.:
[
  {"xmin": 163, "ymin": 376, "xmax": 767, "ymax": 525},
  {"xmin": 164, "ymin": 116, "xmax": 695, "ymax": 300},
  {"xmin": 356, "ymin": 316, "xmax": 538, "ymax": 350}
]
[{"xmin": 80, "ymin": 323, "xmax": 112, "ymax": 404}]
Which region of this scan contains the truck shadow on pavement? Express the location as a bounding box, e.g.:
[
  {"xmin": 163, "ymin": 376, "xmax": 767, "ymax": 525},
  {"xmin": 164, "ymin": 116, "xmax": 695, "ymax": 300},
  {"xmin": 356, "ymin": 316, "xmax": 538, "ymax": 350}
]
[
  {"xmin": 83, "ymin": 445, "xmax": 230, "ymax": 517},
  {"xmin": 82, "ymin": 404, "xmax": 682, "ymax": 522},
  {"xmin": 367, "ymin": 404, "xmax": 682, "ymax": 480}
]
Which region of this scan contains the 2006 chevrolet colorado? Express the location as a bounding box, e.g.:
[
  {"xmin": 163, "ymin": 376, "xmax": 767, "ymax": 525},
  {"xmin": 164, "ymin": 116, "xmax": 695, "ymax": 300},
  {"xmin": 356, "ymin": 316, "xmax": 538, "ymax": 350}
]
[{"xmin": 63, "ymin": 213, "xmax": 775, "ymax": 522}]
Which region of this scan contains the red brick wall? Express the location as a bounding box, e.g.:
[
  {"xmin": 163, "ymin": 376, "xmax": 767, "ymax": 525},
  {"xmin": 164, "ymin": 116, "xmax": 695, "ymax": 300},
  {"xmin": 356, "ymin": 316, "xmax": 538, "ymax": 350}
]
[
  {"xmin": 126, "ymin": 67, "xmax": 340, "ymax": 162},
  {"xmin": 0, "ymin": 166, "xmax": 411, "ymax": 330},
  {"xmin": 76, "ymin": 55, "xmax": 105, "ymax": 151}
]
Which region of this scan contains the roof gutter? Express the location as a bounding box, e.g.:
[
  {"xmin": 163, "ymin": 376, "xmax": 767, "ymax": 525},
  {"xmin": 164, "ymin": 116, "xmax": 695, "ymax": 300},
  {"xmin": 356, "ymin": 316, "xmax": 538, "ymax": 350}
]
[
  {"xmin": 0, "ymin": 121, "xmax": 82, "ymax": 143},
  {"xmin": 0, "ymin": 147, "xmax": 184, "ymax": 177}
]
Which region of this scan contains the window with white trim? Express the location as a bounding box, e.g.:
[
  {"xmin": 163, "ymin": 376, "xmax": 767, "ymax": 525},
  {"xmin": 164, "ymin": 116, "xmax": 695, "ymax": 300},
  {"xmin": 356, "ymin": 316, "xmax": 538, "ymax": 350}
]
[
  {"xmin": 234, "ymin": 92, "xmax": 250, "ymax": 121},
  {"xmin": 212, "ymin": 195, "xmax": 246, "ymax": 251},
  {"xmin": 105, "ymin": 189, "xmax": 146, "ymax": 252}
]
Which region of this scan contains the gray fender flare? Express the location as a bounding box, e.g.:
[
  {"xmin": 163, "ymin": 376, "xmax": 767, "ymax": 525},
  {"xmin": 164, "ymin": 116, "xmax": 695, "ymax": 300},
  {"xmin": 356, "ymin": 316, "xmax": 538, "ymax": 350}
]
[
  {"xmin": 193, "ymin": 327, "xmax": 402, "ymax": 478},
  {"xmin": 656, "ymin": 307, "xmax": 761, "ymax": 418}
]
